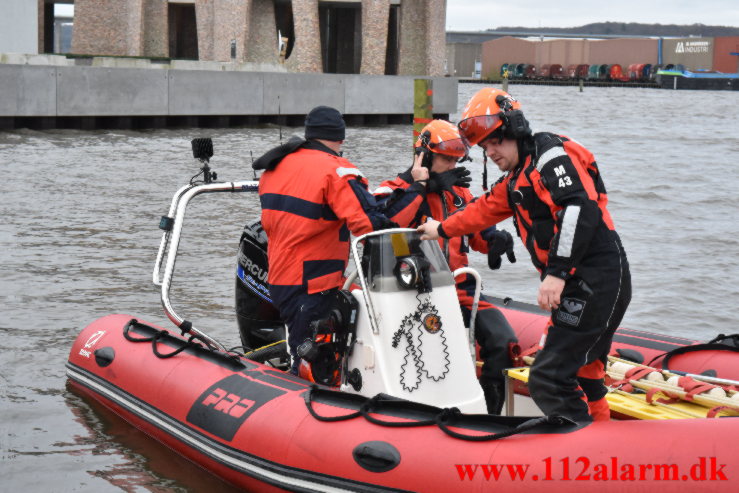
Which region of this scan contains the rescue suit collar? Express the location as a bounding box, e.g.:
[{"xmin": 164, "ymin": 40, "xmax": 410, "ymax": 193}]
[
  {"xmin": 304, "ymin": 139, "xmax": 342, "ymax": 157},
  {"xmin": 518, "ymin": 134, "xmax": 536, "ymax": 163},
  {"xmin": 505, "ymin": 134, "xmax": 536, "ymax": 175},
  {"xmin": 252, "ymin": 135, "xmax": 306, "ymax": 171},
  {"xmin": 251, "ymin": 137, "xmax": 344, "ymax": 173}
]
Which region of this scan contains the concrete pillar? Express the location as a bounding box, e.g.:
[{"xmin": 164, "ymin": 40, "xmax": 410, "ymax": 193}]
[
  {"xmin": 143, "ymin": 0, "xmax": 168, "ymax": 58},
  {"xmin": 424, "ymin": 0, "xmax": 446, "ymax": 76},
  {"xmin": 246, "ymin": 0, "xmax": 279, "ymax": 64},
  {"xmin": 195, "ymin": 0, "xmax": 215, "ymax": 60},
  {"xmin": 287, "ymin": 0, "xmax": 322, "ymax": 73},
  {"xmin": 127, "ymin": 0, "xmax": 145, "ymax": 56},
  {"xmin": 398, "ymin": 0, "xmax": 425, "ymax": 75},
  {"xmin": 195, "ymin": 0, "xmax": 253, "ymax": 62},
  {"xmin": 213, "ymin": 0, "xmax": 253, "ymax": 62},
  {"xmin": 360, "ymin": 0, "xmax": 390, "ymax": 75},
  {"xmin": 37, "ymin": 0, "xmax": 44, "ymax": 54},
  {"xmin": 398, "ymin": 0, "xmax": 446, "ymax": 76},
  {"xmin": 72, "ymin": 0, "xmax": 143, "ymax": 56}
]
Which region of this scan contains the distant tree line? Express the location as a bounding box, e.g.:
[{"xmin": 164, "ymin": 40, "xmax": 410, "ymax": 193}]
[{"xmin": 492, "ymin": 22, "xmax": 739, "ymax": 37}]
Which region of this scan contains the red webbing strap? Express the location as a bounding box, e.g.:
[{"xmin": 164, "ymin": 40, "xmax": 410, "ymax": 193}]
[
  {"xmin": 676, "ymin": 376, "xmax": 716, "ymax": 401},
  {"xmin": 706, "ymin": 405, "xmax": 739, "ymax": 418},
  {"xmin": 625, "ymin": 366, "xmax": 654, "ymax": 381},
  {"xmin": 510, "ymin": 342, "xmax": 537, "ymax": 367},
  {"xmin": 610, "ymin": 366, "xmax": 654, "ymax": 393},
  {"xmin": 645, "ymin": 387, "xmax": 681, "ymax": 405}
]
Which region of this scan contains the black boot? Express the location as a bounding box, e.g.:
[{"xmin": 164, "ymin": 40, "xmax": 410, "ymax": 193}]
[
  {"xmin": 464, "ymin": 301, "xmax": 517, "ymax": 415},
  {"xmin": 480, "ymin": 381, "xmax": 505, "ymax": 415}
]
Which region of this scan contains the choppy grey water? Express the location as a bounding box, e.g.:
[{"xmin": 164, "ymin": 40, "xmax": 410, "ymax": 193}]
[{"xmin": 1, "ymin": 83, "xmax": 738, "ymax": 491}]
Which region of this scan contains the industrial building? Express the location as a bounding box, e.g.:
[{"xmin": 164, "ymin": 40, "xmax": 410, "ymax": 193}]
[
  {"xmin": 445, "ymin": 32, "xmax": 739, "ymax": 80},
  {"xmin": 482, "ymin": 37, "xmax": 660, "ymax": 80}
]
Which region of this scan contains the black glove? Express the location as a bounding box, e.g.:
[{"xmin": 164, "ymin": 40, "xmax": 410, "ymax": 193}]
[
  {"xmin": 487, "ymin": 229, "xmax": 516, "ymax": 270},
  {"xmin": 373, "ymin": 216, "xmax": 399, "ymax": 231},
  {"xmin": 427, "ymin": 166, "xmax": 471, "ymax": 194}
]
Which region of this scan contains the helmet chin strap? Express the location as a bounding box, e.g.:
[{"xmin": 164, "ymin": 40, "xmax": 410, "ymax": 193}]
[
  {"xmin": 479, "ymin": 128, "xmax": 502, "ymax": 192},
  {"xmin": 518, "ymin": 134, "xmax": 535, "ymax": 163},
  {"xmin": 482, "ymin": 149, "xmax": 488, "ymax": 191}
]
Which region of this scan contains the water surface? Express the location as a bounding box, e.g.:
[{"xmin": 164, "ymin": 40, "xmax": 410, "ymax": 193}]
[{"xmin": 1, "ymin": 83, "xmax": 738, "ymax": 491}]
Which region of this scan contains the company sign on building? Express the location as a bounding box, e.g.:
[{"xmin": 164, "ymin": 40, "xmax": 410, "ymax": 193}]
[
  {"xmin": 663, "ymin": 38, "xmax": 714, "ymax": 71},
  {"xmin": 674, "ymin": 40, "xmax": 711, "ymax": 54}
]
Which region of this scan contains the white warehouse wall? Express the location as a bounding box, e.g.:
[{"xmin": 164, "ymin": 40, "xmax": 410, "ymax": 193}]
[{"xmin": 0, "ymin": 0, "xmax": 38, "ymax": 54}]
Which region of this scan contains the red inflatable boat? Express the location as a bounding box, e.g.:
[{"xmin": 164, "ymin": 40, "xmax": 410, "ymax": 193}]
[
  {"xmin": 67, "ymin": 154, "xmax": 739, "ymax": 491},
  {"xmin": 68, "ymin": 314, "xmax": 738, "ymax": 492}
]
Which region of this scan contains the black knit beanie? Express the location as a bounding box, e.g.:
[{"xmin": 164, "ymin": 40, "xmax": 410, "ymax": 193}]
[{"xmin": 304, "ymin": 106, "xmax": 346, "ymax": 141}]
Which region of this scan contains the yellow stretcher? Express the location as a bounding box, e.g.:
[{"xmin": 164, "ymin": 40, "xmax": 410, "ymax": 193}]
[{"xmin": 504, "ymin": 366, "xmax": 737, "ymax": 420}]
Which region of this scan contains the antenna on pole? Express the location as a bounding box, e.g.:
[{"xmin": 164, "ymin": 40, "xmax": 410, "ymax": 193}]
[
  {"xmin": 278, "ymin": 95, "xmax": 283, "ymax": 145},
  {"xmin": 251, "ymin": 150, "xmax": 257, "ymax": 180}
]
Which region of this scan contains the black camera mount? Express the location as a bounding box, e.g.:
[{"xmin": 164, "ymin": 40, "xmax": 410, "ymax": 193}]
[{"xmin": 191, "ymin": 138, "xmax": 217, "ymax": 184}]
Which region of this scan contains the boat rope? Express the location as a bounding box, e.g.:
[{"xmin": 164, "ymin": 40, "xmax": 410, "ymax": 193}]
[
  {"xmin": 124, "ymin": 318, "xmax": 206, "ymax": 358},
  {"xmin": 241, "ymin": 340, "xmax": 288, "ymax": 365},
  {"xmin": 304, "ymin": 386, "xmax": 574, "ymax": 441},
  {"xmin": 646, "ymin": 334, "xmax": 739, "ymax": 373},
  {"xmin": 242, "ymin": 339, "xmax": 286, "ymax": 356},
  {"xmin": 122, "ymin": 318, "xmax": 242, "ymax": 364}
]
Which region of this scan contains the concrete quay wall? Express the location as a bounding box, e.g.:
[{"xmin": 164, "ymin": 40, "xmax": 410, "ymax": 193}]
[{"xmin": 0, "ymin": 64, "xmax": 457, "ymax": 129}]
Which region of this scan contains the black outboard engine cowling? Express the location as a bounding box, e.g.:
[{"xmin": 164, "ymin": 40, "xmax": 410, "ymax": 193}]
[{"xmin": 235, "ymin": 220, "xmax": 285, "ymax": 353}]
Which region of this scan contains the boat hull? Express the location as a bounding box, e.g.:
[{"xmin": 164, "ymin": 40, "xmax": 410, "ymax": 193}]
[
  {"xmin": 658, "ymin": 73, "xmax": 739, "ymax": 91},
  {"xmin": 67, "ymin": 314, "xmax": 739, "ymax": 492}
]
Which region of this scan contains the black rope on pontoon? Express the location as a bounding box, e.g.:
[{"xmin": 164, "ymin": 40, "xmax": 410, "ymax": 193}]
[
  {"xmin": 304, "ymin": 385, "xmax": 575, "ymax": 442},
  {"xmin": 122, "ymin": 318, "xmax": 242, "ymax": 363}
]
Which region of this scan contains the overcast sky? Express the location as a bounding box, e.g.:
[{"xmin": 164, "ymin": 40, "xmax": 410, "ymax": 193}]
[
  {"xmin": 57, "ymin": 2, "xmax": 739, "ymax": 30},
  {"xmin": 446, "ymin": 0, "xmax": 739, "ymax": 30}
]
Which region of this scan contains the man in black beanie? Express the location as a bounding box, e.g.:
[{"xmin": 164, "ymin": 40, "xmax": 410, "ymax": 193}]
[
  {"xmin": 252, "ymin": 105, "xmax": 415, "ymax": 384},
  {"xmin": 303, "ymin": 105, "xmax": 346, "ymax": 142}
]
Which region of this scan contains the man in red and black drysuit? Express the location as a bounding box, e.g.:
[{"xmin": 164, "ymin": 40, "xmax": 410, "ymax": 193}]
[
  {"xmin": 374, "ymin": 119, "xmax": 518, "ymax": 414},
  {"xmin": 418, "ymin": 89, "xmax": 631, "ymax": 422},
  {"xmin": 253, "ymin": 106, "xmax": 403, "ymax": 377}
]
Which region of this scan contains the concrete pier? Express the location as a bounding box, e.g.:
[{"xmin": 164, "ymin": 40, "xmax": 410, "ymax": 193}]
[{"xmin": 0, "ymin": 63, "xmax": 457, "ymax": 130}]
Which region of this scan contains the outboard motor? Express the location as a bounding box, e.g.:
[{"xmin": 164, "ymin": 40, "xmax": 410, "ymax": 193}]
[{"xmin": 235, "ymin": 220, "xmax": 286, "ymax": 357}]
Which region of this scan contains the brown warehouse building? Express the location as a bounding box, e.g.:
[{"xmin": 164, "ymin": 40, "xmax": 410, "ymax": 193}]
[{"xmin": 478, "ymin": 36, "xmax": 739, "ymax": 79}]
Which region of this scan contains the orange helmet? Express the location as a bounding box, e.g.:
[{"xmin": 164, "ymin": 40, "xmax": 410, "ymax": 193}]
[
  {"xmin": 458, "ymin": 88, "xmax": 526, "ymax": 146},
  {"xmin": 414, "ymin": 120, "xmax": 468, "ymax": 158}
]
